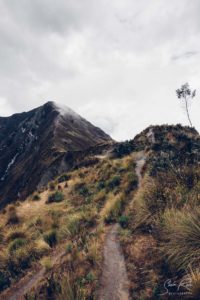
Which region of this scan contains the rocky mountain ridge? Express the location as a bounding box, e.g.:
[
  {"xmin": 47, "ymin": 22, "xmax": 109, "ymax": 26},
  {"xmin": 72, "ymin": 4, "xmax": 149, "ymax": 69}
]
[{"xmin": 0, "ymin": 101, "xmax": 113, "ymax": 207}]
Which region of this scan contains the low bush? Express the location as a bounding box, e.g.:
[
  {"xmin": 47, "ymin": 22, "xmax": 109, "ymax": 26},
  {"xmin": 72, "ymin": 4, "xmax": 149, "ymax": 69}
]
[
  {"xmin": 126, "ymin": 172, "xmax": 138, "ymax": 191},
  {"xmin": 58, "ymin": 174, "xmax": 70, "ymax": 183},
  {"xmin": 47, "ymin": 191, "xmax": 64, "ymax": 203},
  {"xmin": 43, "ymin": 230, "xmax": 57, "ymax": 247},
  {"xmin": 32, "ymin": 193, "xmax": 40, "ymax": 201},
  {"xmin": 9, "ymin": 238, "xmax": 27, "ymax": 253},
  {"xmin": 96, "ymin": 181, "xmax": 106, "ymax": 191},
  {"xmin": 113, "ymin": 140, "xmax": 134, "ymax": 158},
  {"xmin": 6, "ymin": 206, "xmax": 20, "ymax": 225},
  {"xmin": 119, "ymin": 215, "xmax": 129, "ymax": 228},
  {"xmin": 7, "ymin": 244, "xmax": 39, "ymax": 277},
  {"xmin": 78, "ymin": 185, "xmax": 90, "ymax": 197},
  {"xmin": 107, "ymin": 176, "xmax": 121, "ymax": 190}
]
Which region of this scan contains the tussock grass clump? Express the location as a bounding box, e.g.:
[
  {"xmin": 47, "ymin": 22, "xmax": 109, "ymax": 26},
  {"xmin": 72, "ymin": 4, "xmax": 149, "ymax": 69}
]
[
  {"xmin": 58, "ymin": 173, "xmax": 70, "ymax": 183},
  {"xmin": 6, "ymin": 205, "xmax": 20, "ymax": 225},
  {"xmin": 86, "ymin": 238, "xmax": 101, "ymax": 266},
  {"xmin": 101, "ymin": 193, "xmax": 125, "ymax": 224},
  {"xmin": 40, "ymin": 256, "xmax": 52, "ymax": 271},
  {"xmin": 8, "ymin": 238, "xmax": 27, "ymax": 253},
  {"xmin": 32, "ymin": 193, "xmax": 41, "ymax": 201},
  {"xmin": 47, "ymin": 191, "xmax": 64, "ymax": 203},
  {"xmin": 43, "ymin": 230, "xmax": 58, "ymax": 247},
  {"xmin": 35, "ymin": 239, "xmax": 50, "ymax": 256},
  {"xmin": 119, "ymin": 215, "xmax": 129, "ymax": 228},
  {"xmin": 7, "ymin": 243, "xmax": 40, "ymax": 277},
  {"xmin": 93, "ymin": 190, "xmax": 106, "ymax": 204},
  {"xmin": 186, "ymin": 269, "xmax": 200, "ymax": 298},
  {"xmin": 107, "ymin": 175, "xmax": 121, "ymax": 190},
  {"xmin": 59, "ymin": 272, "xmax": 85, "ymax": 300},
  {"xmin": 65, "ymin": 214, "xmax": 82, "ymax": 237},
  {"xmin": 7, "ymin": 229, "xmax": 26, "ymax": 242},
  {"xmin": 96, "ymin": 181, "xmax": 106, "ymax": 191},
  {"xmin": 123, "ymin": 172, "xmax": 138, "ymax": 193},
  {"xmin": 162, "ymin": 208, "xmax": 200, "ymax": 270},
  {"xmin": 130, "ymin": 176, "xmax": 166, "ymax": 231}
]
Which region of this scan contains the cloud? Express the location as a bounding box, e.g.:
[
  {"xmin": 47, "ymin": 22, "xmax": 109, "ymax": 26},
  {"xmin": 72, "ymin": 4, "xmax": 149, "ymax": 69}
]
[{"xmin": 0, "ymin": 0, "xmax": 200, "ymax": 140}]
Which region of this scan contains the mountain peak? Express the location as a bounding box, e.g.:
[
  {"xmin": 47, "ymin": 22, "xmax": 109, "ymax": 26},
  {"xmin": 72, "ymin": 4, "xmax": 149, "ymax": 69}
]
[
  {"xmin": 46, "ymin": 101, "xmax": 81, "ymax": 119},
  {"xmin": 0, "ymin": 102, "xmax": 113, "ymax": 207}
]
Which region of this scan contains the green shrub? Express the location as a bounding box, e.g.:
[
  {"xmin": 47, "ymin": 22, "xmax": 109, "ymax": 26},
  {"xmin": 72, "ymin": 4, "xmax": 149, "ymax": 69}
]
[
  {"xmin": 43, "ymin": 230, "xmax": 57, "ymax": 247},
  {"xmin": 107, "ymin": 176, "xmax": 121, "ymax": 190},
  {"xmin": 9, "ymin": 238, "xmax": 27, "ymax": 253},
  {"xmin": 58, "ymin": 174, "xmax": 70, "ymax": 183},
  {"xmin": 97, "ymin": 181, "xmax": 106, "ymax": 191},
  {"xmin": 7, "ymin": 244, "xmax": 37, "ymax": 276},
  {"xmin": 6, "ymin": 206, "xmax": 20, "ymax": 225},
  {"xmin": 47, "ymin": 191, "xmax": 64, "ymax": 203},
  {"xmin": 127, "ymin": 173, "xmax": 138, "ymax": 189},
  {"xmin": 119, "ymin": 215, "xmax": 129, "ymax": 228},
  {"xmin": 79, "ymin": 186, "xmax": 90, "ymax": 197},
  {"xmin": 113, "ymin": 140, "xmax": 134, "ymax": 158},
  {"xmin": 86, "ymin": 271, "xmax": 96, "ymax": 283},
  {"xmin": 32, "ymin": 193, "xmax": 40, "ymax": 201}
]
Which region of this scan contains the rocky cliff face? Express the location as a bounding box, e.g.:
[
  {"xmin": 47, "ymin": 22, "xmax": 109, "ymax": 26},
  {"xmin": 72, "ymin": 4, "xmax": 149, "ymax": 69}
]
[{"xmin": 0, "ymin": 101, "xmax": 113, "ymax": 207}]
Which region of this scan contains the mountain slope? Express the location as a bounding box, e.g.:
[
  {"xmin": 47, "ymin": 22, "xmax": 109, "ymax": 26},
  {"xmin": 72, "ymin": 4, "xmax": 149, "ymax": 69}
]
[
  {"xmin": 0, "ymin": 124, "xmax": 199, "ymax": 299},
  {"xmin": 0, "ymin": 101, "xmax": 113, "ymax": 207}
]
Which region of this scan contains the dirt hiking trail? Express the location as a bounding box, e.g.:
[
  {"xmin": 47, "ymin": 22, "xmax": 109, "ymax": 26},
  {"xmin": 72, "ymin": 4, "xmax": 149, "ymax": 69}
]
[
  {"xmin": 135, "ymin": 151, "xmax": 146, "ymax": 188},
  {"xmin": 97, "ymin": 151, "xmax": 147, "ymax": 300},
  {"xmin": 97, "ymin": 224, "xmax": 130, "ymax": 300}
]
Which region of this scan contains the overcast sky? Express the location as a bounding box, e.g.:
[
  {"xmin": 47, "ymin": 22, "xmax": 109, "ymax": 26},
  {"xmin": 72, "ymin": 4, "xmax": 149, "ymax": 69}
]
[{"xmin": 0, "ymin": 0, "xmax": 200, "ymax": 141}]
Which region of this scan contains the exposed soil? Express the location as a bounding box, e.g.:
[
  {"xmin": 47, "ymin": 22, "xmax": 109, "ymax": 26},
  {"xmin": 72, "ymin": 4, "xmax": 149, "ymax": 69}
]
[
  {"xmin": 135, "ymin": 151, "xmax": 146, "ymax": 187},
  {"xmin": 97, "ymin": 224, "xmax": 130, "ymax": 300}
]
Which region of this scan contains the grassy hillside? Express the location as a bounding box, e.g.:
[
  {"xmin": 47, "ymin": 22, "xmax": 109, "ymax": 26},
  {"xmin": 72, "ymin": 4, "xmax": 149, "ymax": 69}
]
[
  {"xmin": 0, "ymin": 124, "xmax": 199, "ymax": 299},
  {"xmin": 0, "ymin": 150, "xmax": 138, "ymax": 299}
]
